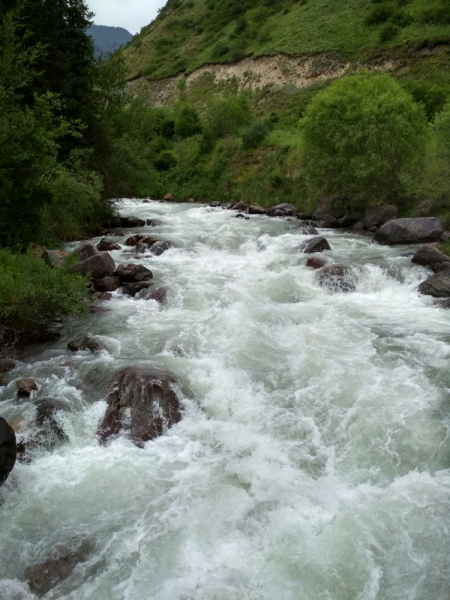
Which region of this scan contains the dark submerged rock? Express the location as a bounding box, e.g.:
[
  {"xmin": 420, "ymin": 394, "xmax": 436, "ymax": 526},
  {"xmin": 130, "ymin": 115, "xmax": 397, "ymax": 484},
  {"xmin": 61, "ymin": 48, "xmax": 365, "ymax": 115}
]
[
  {"xmin": 236, "ymin": 213, "xmax": 249, "ymax": 220},
  {"xmin": 411, "ymin": 244, "xmax": 450, "ymax": 273},
  {"xmin": 317, "ymin": 265, "xmax": 357, "ymax": 292},
  {"xmin": 17, "ymin": 378, "xmax": 38, "ymax": 397},
  {"xmin": 300, "ymin": 236, "xmax": 331, "ymax": 254},
  {"xmin": 96, "ymin": 239, "xmax": 121, "ymax": 252},
  {"xmin": 25, "ymin": 539, "xmax": 94, "ymax": 596},
  {"xmin": 123, "ymin": 281, "xmax": 154, "ymax": 297},
  {"xmin": 0, "ymin": 358, "xmax": 15, "ymax": 373},
  {"xmin": 352, "ymin": 221, "xmax": 365, "ymax": 231},
  {"xmin": 418, "ymin": 269, "xmax": 450, "ymax": 298},
  {"xmin": 0, "ymin": 418, "xmax": 16, "ymax": 486},
  {"xmin": 36, "ymin": 399, "xmax": 69, "ymax": 443},
  {"xmin": 118, "ymin": 264, "xmax": 153, "ymax": 283},
  {"xmin": 150, "ymin": 240, "xmax": 173, "ymax": 255},
  {"xmin": 67, "ymin": 337, "xmax": 104, "ymax": 353},
  {"xmin": 306, "ymin": 257, "xmax": 325, "ymax": 270},
  {"xmin": 339, "ymin": 211, "xmax": 362, "ymax": 228},
  {"xmin": 146, "ymin": 218, "xmax": 164, "ymax": 227},
  {"xmin": 374, "ymin": 217, "xmax": 445, "ymax": 245},
  {"xmin": 302, "ymin": 227, "xmax": 319, "ymax": 235},
  {"xmin": 98, "ymin": 366, "xmax": 183, "ymax": 446},
  {"xmin": 119, "ymin": 216, "xmax": 146, "ymax": 228},
  {"xmin": 145, "ymin": 288, "xmax": 167, "ymax": 303},
  {"xmin": 209, "ymin": 201, "xmax": 221, "ymax": 207}
]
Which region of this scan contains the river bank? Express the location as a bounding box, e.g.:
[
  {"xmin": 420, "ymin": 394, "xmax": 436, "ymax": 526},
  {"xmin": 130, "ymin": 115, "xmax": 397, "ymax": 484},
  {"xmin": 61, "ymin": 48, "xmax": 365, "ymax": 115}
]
[{"xmin": 1, "ymin": 199, "xmax": 449, "ymax": 599}]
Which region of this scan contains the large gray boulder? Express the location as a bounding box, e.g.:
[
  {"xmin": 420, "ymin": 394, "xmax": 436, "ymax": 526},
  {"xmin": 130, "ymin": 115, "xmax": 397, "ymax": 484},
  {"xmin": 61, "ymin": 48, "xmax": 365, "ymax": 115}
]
[
  {"xmin": 412, "ymin": 245, "xmax": 450, "ymax": 273},
  {"xmin": 418, "ymin": 269, "xmax": 450, "ymax": 298},
  {"xmin": 98, "ymin": 366, "xmax": 183, "ymax": 446},
  {"xmin": 71, "ymin": 252, "xmax": 115, "ymax": 279},
  {"xmin": 0, "ymin": 418, "xmax": 16, "ymax": 486},
  {"xmin": 364, "ymin": 205, "xmax": 397, "ymax": 229},
  {"xmin": 374, "ymin": 218, "xmax": 445, "ymax": 245},
  {"xmin": 73, "ymin": 242, "xmax": 98, "ymax": 261},
  {"xmin": 267, "ymin": 203, "xmax": 296, "ymax": 217},
  {"xmin": 339, "ymin": 210, "xmax": 362, "ymax": 228}
]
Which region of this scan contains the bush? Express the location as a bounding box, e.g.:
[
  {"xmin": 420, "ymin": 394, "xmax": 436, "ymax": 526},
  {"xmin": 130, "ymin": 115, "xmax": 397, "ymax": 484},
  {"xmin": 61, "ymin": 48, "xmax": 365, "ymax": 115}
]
[
  {"xmin": 0, "ymin": 250, "xmax": 88, "ymax": 331},
  {"xmin": 301, "ymin": 71, "xmax": 428, "ymax": 206},
  {"xmin": 421, "ymin": 2, "xmax": 450, "ymax": 24},
  {"xmin": 174, "ymin": 104, "xmax": 202, "ymax": 138},
  {"xmin": 403, "ymin": 80, "xmax": 449, "ymax": 121},
  {"xmin": 241, "ymin": 121, "xmax": 269, "ymax": 148},
  {"xmin": 379, "ymin": 22, "xmax": 400, "ymax": 42},
  {"xmin": 204, "ymin": 95, "xmax": 252, "ymax": 139},
  {"xmin": 154, "ymin": 150, "xmax": 178, "ymax": 170},
  {"xmin": 365, "ymin": 3, "xmax": 395, "ymax": 25},
  {"xmin": 234, "ymin": 17, "xmax": 248, "ymax": 34}
]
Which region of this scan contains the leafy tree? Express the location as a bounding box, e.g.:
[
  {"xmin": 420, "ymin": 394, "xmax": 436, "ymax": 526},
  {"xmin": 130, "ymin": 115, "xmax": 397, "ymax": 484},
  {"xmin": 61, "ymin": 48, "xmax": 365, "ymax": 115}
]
[
  {"xmin": 174, "ymin": 103, "xmax": 202, "ymax": 138},
  {"xmin": 434, "ymin": 101, "xmax": 450, "ymax": 158},
  {"xmin": 301, "ymin": 71, "xmax": 428, "ymax": 205},
  {"xmin": 204, "ymin": 95, "xmax": 251, "ymax": 139},
  {"xmin": 241, "ymin": 120, "xmax": 269, "ymax": 148}
]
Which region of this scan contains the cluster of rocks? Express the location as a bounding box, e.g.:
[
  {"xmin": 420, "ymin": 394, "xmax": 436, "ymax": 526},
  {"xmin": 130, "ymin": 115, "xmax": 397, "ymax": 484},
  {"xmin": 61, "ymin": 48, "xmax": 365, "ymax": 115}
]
[
  {"xmin": 209, "ymin": 200, "xmax": 296, "ymax": 217},
  {"xmin": 297, "ymin": 204, "xmax": 399, "ymax": 232}
]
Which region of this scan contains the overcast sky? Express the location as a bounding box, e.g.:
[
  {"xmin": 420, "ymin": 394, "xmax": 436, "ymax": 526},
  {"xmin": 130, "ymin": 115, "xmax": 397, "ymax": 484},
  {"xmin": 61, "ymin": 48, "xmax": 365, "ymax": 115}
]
[{"xmin": 87, "ymin": 0, "xmax": 167, "ymax": 35}]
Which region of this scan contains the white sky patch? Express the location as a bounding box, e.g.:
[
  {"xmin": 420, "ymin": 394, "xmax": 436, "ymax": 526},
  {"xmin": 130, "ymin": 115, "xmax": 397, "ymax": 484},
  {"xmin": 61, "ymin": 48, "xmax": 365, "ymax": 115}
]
[{"xmin": 87, "ymin": 0, "xmax": 167, "ymax": 35}]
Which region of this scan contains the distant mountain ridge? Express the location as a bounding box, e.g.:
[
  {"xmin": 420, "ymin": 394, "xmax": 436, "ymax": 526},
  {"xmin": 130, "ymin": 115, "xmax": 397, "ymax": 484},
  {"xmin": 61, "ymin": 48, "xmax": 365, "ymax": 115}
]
[{"xmin": 88, "ymin": 25, "xmax": 133, "ymax": 57}]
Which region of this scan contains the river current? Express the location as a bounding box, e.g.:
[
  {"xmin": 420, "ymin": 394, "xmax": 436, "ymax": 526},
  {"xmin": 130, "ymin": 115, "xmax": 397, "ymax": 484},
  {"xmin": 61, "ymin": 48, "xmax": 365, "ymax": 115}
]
[{"xmin": 1, "ymin": 199, "xmax": 450, "ymax": 599}]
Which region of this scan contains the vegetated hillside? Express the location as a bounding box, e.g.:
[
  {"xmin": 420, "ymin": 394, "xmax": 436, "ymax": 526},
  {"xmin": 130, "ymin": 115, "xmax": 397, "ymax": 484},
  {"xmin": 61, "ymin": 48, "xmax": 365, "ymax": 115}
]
[
  {"xmin": 88, "ymin": 25, "xmax": 133, "ymax": 57},
  {"xmin": 123, "ymin": 0, "xmax": 450, "ymax": 81}
]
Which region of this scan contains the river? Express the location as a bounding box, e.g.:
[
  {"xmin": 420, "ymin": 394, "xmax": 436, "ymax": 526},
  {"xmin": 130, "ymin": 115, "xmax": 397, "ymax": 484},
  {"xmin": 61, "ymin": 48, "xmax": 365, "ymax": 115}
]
[{"xmin": 1, "ymin": 199, "xmax": 449, "ymax": 599}]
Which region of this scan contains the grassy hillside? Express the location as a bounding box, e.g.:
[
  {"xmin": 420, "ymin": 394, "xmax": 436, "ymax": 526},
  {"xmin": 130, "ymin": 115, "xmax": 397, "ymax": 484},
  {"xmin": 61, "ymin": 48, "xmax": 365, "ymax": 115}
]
[{"xmin": 123, "ymin": 0, "xmax": 450, "ymax": 81}]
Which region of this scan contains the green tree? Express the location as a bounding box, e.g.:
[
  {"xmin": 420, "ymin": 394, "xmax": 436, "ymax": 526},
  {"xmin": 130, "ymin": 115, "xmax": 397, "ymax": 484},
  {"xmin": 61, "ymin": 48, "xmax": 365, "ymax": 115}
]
[
  {"xmin": 301, "ymin": 71, "xmax": 428, "ymax": 206},
  {"xmin": 204, "ymin": 94, "xmax": 251, "ymax": 139},
  {"xmin": 174, "ymin": 103, "xmax": 202, "ymax": 138}
]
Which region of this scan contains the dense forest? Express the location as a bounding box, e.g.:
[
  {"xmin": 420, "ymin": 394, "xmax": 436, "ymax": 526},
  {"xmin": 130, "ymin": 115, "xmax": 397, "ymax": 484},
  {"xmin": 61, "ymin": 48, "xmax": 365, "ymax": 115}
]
[{"xmin": 1, "ymin": 0, "xmax": 450, "ymax": 336}]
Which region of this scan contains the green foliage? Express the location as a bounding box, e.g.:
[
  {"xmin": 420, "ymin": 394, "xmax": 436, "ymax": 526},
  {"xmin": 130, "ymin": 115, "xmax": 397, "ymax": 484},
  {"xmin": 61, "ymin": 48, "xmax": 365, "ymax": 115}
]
[
  {"xmin": 421, "ymin": 1, "xmax": 450, "ymax": 24},
  {"xmin": 204, "ymin": 94, "xmax": 252, "ymax": 139},
  {"xmin": 154, "ymin": 150, "xmax": 178, "ymax": 170},
  {"xmin": 174, "ymin": 103, "xmax": 202, "ymax": 137},
  {"xmin": 365, "ymin": 3, "xmax": 395, "ymax": 25},
  {"xmin": 434, "ymin": 101, "xmax": 450, "ymax": 157},
  {"xmin": 0, "ymin": 249, "xmax": 88, "ymax": 330},
  {"xmin": 301, "ymin": 71, "xmax": 428, "ymax": 206},
  {"xmin": 379, "ymin": 22, "xmax": 400, "ymax": 42},
  {"xmin": 402, "ymin": 79, "xmax": 449, "ymax": 121},
  {"xmin": 241, "ymin": 120, "xmax": 269, "ymax": 148}
]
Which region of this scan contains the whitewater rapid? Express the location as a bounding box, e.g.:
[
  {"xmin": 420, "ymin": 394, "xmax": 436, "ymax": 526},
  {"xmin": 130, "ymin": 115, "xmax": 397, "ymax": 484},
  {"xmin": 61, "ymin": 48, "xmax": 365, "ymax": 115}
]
[{"xmin": 0, "ymin": 200, "xmax": 449, "ymax": 600}]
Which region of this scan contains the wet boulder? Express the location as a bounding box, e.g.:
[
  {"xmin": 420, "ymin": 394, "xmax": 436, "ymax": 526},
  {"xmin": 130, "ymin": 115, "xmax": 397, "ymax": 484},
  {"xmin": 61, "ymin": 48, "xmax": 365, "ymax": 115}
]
[
  {"xmin": 317, "ymin": 214, "xmax": 340, "ymax": 228},
  {"xmin": 164, "ymin": 193, "xmax": 175, "ymax": 202},
  {"xmin": 0, "ymin": 418, "xmax": 16, "ymax": 486},
  {"xmin": 267, "ymin": 203, "xmax": 296, "ymax": 217},
  {"xmin": 117, "ymin": 264, "xmax": 153, "ymax": 283},
  {"xmin": 300, "ymin": 236, "xmax": 331, "ymax": 254},
  {"xmin": 352, "ymin": 221, "xmax": 365, "ymax": 231},
  {"xmin": 209, "ymin": 201, "xmax": 221, "ymax": 207},
  {"xmin": 134, "ymin": 242, "xmax": 148, "ymax": 254},
  {"xmin": 339, "ymin": 211, "xmax": 362, "ymax": 228},
  {"xmin": 67, "ymin": 337, "xmax": 104, "ymax": 352},
  {"xmin": 306, "ymin": 257, "xmax": 325, "ymax": 270},
  {"xmin": 146, "ymin": 218, "xmax": 164, "ymax": 227},
  {"xmin": 98, "ymin": 366, "xmax": 183, "ymax": 446},
  {"xmin": 146, "ymin": 288, "xmax": 167, "ymax": 303},
  {"xmin": 229, "ymin": 200, "xmax": 248, "ymax": 212},
  {"xmin": 73, "ymin": 242, "xmax": 97, "ymax": 261},
  {"xmin": 0, "ymin": 359, "xmax": 15, "ymax": 373},
  {"xmin": 36, "ymin": 398, "xmax": 69, "ymax": 444},
  {"xmin": 119, "ymin": 216, "xmax": 145, "ymax": 228},
  {"xmin": 297, "ymin": 211, "xmax": 315, "ymax": 220},
  {"xmin": 96, "ymin": 239, "xmax": 121, "ymax": 252},
  {"xmin": 364, "ymin": 205, "xmax": 397, "ymax": 230},
  {"xmin": 317, "ymin": 264, "xmax": 357, "ymax": 292},
  {"xmin": 123, "ymin": 281, "xmax": 154, "ymax": 297},
  {"xmin": 150, "ymin": 240, "xmax": 173, "ymax": 256},
  {"xmin": 93, "ymin": 276, "xmax": 122, "ymax": 293},
  {"xmin": 98, "ymin": 292, "xmax": 112, "ymax": 301},
  {"xmin": 411, "ymin": 244, "xmax": 450, "ymax": 273},
  {"xmin": 418, "ymin": 269, "xmax": 450, "ymax": 298},
  {"xmin": 71, "ymin": 252, "xmax": 115, "ymax": 280},
  {"xmin": 236, "ymin": 213, "xmax": 249, "ymax": 220},
  {"xmin": 17, "ymin": 378, "xmax": 38, "ymax": 397},
  {"xmin": 374, "ymin": 218, "xmax": 445, "ymax": 245},
  {"xmin": 248, "ymin": 203, "xmax": 267, "ymax": 215},
  {"xmin": 302, "ymin": 227, "xmax": 319, "ymax": 235},
  {"xmin": 25, "ymin": 539, "xmax": 94, "ymax": 596},
  {"xmin": 125, "ymin": 234, "xmax": 145, "ymax": 246}
]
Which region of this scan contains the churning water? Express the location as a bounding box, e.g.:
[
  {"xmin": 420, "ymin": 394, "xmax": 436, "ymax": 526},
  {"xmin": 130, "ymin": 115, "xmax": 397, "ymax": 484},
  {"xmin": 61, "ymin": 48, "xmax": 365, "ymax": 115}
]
[{"xmin": 1, "ymin": 200, "xmax": 449, "ymax": 600}]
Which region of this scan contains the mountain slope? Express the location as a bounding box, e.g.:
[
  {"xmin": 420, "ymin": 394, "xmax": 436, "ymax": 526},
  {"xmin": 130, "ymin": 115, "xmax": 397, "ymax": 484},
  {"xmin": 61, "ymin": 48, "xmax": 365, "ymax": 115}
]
[
  {"xmin": 123, "ymin": 0, "xmax": 450, "ymax": 81},
  {"xmin": 88, "ymin": 25, "xmax": 133, "ymax": 57}
]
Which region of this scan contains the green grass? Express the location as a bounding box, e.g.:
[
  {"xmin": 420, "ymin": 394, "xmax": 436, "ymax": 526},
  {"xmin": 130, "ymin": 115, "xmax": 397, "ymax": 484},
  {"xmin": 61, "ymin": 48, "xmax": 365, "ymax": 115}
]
[{"xmin": 123, "ymin": 0, "xmax": 450, "ymax": 81}]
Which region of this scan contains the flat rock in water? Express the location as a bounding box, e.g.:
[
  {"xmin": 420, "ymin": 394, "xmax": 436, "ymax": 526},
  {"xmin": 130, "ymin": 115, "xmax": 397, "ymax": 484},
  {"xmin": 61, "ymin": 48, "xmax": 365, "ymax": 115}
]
[
  {"xmin": 418, "ymin": 269, "xmax": 450, "ymax": 298},
  {"xmin": 317, "ymin": 264, "xmax": 356, "ymax": 292},
  {"xmin": 118, "ymin": 264, "xmax": 153, "ymax": 283},
  {"xmin": 0, "ymin": 417, "xmax": 16, "ymax": 486},
  {"xmin": 17, "ymin": 378, "xmax": 38, "ymax": 396},
  {"xmin": 411, "ymin": 244, "xmax": 450, "ymax": 273},
  {"xmin": 25, "ymin": 539, "xmax": 94, "ymax": 596},
  {"xmin": 300, "ymin": 236, "xmax": 331, "ymax": 254},
  {"xmin": 98, "ymin": 366, "xmax": 183, "ymax": 446},
  {"xmin": 374, "ymin": 218, "xmax": 445, "ymax": 245},
  {"xmin": 67, "ymin": 337, "xmax": 104, "ymax": 352},
  {"xmin": 96, "ymin": 239, "xmax": 121, "ymax": 252}
]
